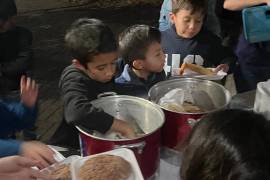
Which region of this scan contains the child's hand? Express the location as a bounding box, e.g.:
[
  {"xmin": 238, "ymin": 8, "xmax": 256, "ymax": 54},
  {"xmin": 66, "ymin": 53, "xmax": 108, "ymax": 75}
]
[
  {"xmin": 0, "ymin": 156, "xmax": 51, "ymax": 180},
  {"xmin": 111, "ymin": 119, "xmax": 136, "ymax": 139},
  {"xmin": 20, "ymin": 141, "xmax": 56, "ymax": 169},
  {"xmin": 20, "ymin": 75, "xmax": 39, "ymax": 108},
  {"xmin": 214, "ymin": 64, "xmax": 229, "ymax": 73}
]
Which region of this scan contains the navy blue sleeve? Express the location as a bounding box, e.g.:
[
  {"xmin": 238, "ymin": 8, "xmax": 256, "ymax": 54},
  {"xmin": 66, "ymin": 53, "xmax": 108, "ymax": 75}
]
[
  {"xmin": 0, "ymin": 100, "xmax": 37, "ymax": 133},
  {"xmin": 0, "ymin": 139, "xmax": 21, "ymax": 157}
]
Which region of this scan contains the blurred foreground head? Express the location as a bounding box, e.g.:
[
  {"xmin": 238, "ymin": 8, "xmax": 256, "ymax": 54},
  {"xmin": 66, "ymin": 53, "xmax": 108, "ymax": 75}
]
[{"xmin": 181, "ymin": 109, "xmax": 270, "ymax": 180}]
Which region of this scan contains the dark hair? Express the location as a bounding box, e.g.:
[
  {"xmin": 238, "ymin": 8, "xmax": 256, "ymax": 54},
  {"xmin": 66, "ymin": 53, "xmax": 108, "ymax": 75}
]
[
  {"xmin": 65, "ymin": 18, "xmax": 117, "ymax": 67},
  {"xmin": 171, "ymin": 0, "xmax": 207, "ymax": 15},
  {"xmin": 181, "ymin": 109, "xmax": 270, "ymax": 180},
  {"xmin": 0, "ymin": 0, "xmax": 17, "ymax": 21},
  {"xmin": 118, "ymin": 24, "xmax": 161, "ymax": 66}
]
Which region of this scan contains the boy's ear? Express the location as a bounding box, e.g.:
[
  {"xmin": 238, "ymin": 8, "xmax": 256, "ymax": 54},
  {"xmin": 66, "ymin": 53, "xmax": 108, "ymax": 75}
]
[
  {"xmin": 169, "ymin": 12, "xmax": 176, "ymax": 24},
  {"xmin": 132, "ymin": 59, "xmax": 144, "ymax": 70},
  {"xmin": 72, "ymin": 59, "xmax": 85, "ymax": 70}
]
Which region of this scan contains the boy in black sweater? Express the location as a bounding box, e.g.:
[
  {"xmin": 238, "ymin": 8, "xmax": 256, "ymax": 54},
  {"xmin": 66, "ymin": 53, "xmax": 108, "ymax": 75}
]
[
  {"xmin": 51, "ymin": 18, "xmax": 135, "ymax": 148},
  {"xmin": 161, "ymin": 0, "xmax": 236, "ymax": 76}
]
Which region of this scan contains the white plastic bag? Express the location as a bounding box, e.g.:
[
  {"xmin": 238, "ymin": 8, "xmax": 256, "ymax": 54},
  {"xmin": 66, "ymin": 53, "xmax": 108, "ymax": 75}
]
[
  {"xmin": 158, "ymin": 88, "xmax": 194, "ymax": 106},
  {"xmin": 254, "ymin": 80, "xmax": 270, "ymax": 120}
]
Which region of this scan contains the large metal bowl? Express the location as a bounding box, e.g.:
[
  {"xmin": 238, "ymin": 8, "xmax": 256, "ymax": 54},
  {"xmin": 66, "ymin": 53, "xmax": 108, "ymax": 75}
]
[
  {"xmin": 148, "ymin": 77, "xmax": 231, "ymax": 148},
  {"xmin": 76, "ymin": 95, "xmax": 164, "ymax": 179},
  {"xmin": 148, "ymin": 77, "xmax": 231, "ymax": 114}
]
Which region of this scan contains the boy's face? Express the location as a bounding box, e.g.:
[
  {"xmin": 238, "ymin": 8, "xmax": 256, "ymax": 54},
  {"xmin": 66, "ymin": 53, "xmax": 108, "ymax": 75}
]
[
  {"xmin": 170, "ymin": 9, "xmax": 204, "ymax": 38},
  {"xmin": 85, "ymin": 52, "xmax": 118, "ymax": 83},
  {"xmin": 142, "ymin": 42, "xmax": 166, "ymax": 73}
]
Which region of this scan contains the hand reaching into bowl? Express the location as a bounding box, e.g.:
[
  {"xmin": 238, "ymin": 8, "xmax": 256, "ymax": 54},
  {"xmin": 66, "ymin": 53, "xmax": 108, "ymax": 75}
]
[{"xmin": 111, "ymin": 119, "xmax": 136, "ymax": 139}]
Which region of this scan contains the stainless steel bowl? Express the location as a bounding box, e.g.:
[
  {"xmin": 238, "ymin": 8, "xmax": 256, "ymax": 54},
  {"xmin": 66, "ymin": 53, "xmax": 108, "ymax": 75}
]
[
  {"xmin": 148, "ymin": 78, "xmax": 231, "ymax": 114},
  {"xmin": 89, "ymin": 95, "xmax": 165, "ymax": 137}
]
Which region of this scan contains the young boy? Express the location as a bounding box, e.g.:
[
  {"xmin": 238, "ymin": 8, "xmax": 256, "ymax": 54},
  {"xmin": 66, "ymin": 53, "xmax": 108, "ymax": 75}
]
[
  {"xmin": 0, "ymin": 0, "xmax": 33, "ymax": 97},
  {"xmin": 115, "ymin": 25, "xmax": 166, "ymax": 98},
  {"xmin": 51, "ymin": 18, "xmax": 135, "ymax": 148},
  {"xmin": 161, "ymin": 0, "xmax": 236, "ymax": 76}
]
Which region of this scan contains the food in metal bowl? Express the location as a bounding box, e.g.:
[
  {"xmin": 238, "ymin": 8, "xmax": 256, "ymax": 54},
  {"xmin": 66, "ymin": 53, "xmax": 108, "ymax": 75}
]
[
  {"xmin": 164, "ymin": 101, "xmax": 205, "ymax": 113},
  {"xmin": 79, "ymin": 154, "xmax": 132, "ymax": 180}
]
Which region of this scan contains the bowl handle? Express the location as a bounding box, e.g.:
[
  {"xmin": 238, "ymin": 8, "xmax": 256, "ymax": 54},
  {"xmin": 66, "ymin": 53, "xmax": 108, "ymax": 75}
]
[{"xmin": 97, "ymin": 92, "xmax": 117, "ymax": 99}]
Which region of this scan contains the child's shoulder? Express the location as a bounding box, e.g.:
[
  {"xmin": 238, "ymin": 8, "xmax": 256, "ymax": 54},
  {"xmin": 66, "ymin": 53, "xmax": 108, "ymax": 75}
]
[{"xmin": 61, "ymin": 65, "xmax": 88, "ymax": 82}]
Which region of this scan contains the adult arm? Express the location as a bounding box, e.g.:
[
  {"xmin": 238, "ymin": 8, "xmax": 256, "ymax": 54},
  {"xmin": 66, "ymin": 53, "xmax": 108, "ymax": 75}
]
[
  {"xmin": 223, "ymin": 0, "xmax": 269, "ymax": 10},
  {"xmin": 0, "ymin": 139, "xmax": 55, "ymax": 169}
]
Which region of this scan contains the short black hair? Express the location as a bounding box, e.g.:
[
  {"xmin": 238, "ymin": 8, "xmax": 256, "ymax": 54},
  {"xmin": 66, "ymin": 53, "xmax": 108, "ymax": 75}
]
[
  {"xmin": 118, "ymin": 24, "xmax": 161, "ymax": 66},
  {"xmin": 171, "ymin": 0, "xmax": 207, "ymax": 15},
  {"xmin": 0, "ymin": 0, "xmax": 17, "ymax": 21},
  {"xmin": 181, "ymin": 109, "xmax": 270, "ymax": 180},
  {"xmin": 65, "ymin": 18, "xmax": 117, "ymax": 67}
]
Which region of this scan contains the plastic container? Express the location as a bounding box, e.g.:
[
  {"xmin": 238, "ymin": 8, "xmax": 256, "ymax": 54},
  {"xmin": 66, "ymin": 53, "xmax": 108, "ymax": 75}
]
[
  {"xmin": 71, "ymin": 148, "xmax": 144, "ymax": 180},
  {"xmin": 242, "ymin": 5, "xmax": 270, "ymax": 43},
  {"xmin": 39, "ymin": 155, "xmax": 80, "ymax": 179}
]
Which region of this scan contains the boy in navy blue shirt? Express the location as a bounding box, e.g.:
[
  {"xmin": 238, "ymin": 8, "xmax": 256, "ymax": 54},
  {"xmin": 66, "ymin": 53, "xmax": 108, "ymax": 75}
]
[
  {"xmin": 162, "ymin": 0, "xmax": 236, "ymax": 76},
  {"xmin": 115, "ymin": 25, "xmax": 166, "ymax": 98}
]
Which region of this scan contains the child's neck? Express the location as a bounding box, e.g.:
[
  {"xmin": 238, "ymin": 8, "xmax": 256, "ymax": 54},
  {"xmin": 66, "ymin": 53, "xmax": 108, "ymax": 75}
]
[{"xmin": 132, "ymin": 68, "xmax": 150, "ymax": 80}]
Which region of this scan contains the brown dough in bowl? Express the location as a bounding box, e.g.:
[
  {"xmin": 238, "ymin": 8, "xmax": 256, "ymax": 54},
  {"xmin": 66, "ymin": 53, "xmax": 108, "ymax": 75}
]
[{"xmin": 79, "ymin": 154, "xmax": 132, "ymax": 180}]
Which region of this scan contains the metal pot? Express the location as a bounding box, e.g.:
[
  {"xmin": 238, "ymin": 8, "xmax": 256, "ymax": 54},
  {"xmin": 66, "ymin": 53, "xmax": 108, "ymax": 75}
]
[
  {"xmin": 76, "ymin": 95, "xmax": 164, "ymax": 179},
  {"xmin": 148, "ymin": 78, "xmax": 231, "ymax": 148}
]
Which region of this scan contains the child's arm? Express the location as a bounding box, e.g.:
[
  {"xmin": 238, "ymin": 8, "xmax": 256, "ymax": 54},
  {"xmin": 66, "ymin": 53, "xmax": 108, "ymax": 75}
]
[
  {"xmin": 0, "ymin": 27, "xmax": 33, "ymax": 77},
  {"xmin": 61, "ymin": 71, "xmax": 135, "ymax": 136},
  {"xmin": 0, "ymin": 76, "xmax": 38, "ymax": 131}
]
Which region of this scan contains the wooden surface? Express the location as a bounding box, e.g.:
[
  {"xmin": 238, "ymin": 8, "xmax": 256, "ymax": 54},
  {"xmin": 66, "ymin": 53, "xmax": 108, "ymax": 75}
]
[{"xmin": 35, "ymin": 80, "xmax": 62, "ymax": 142}]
